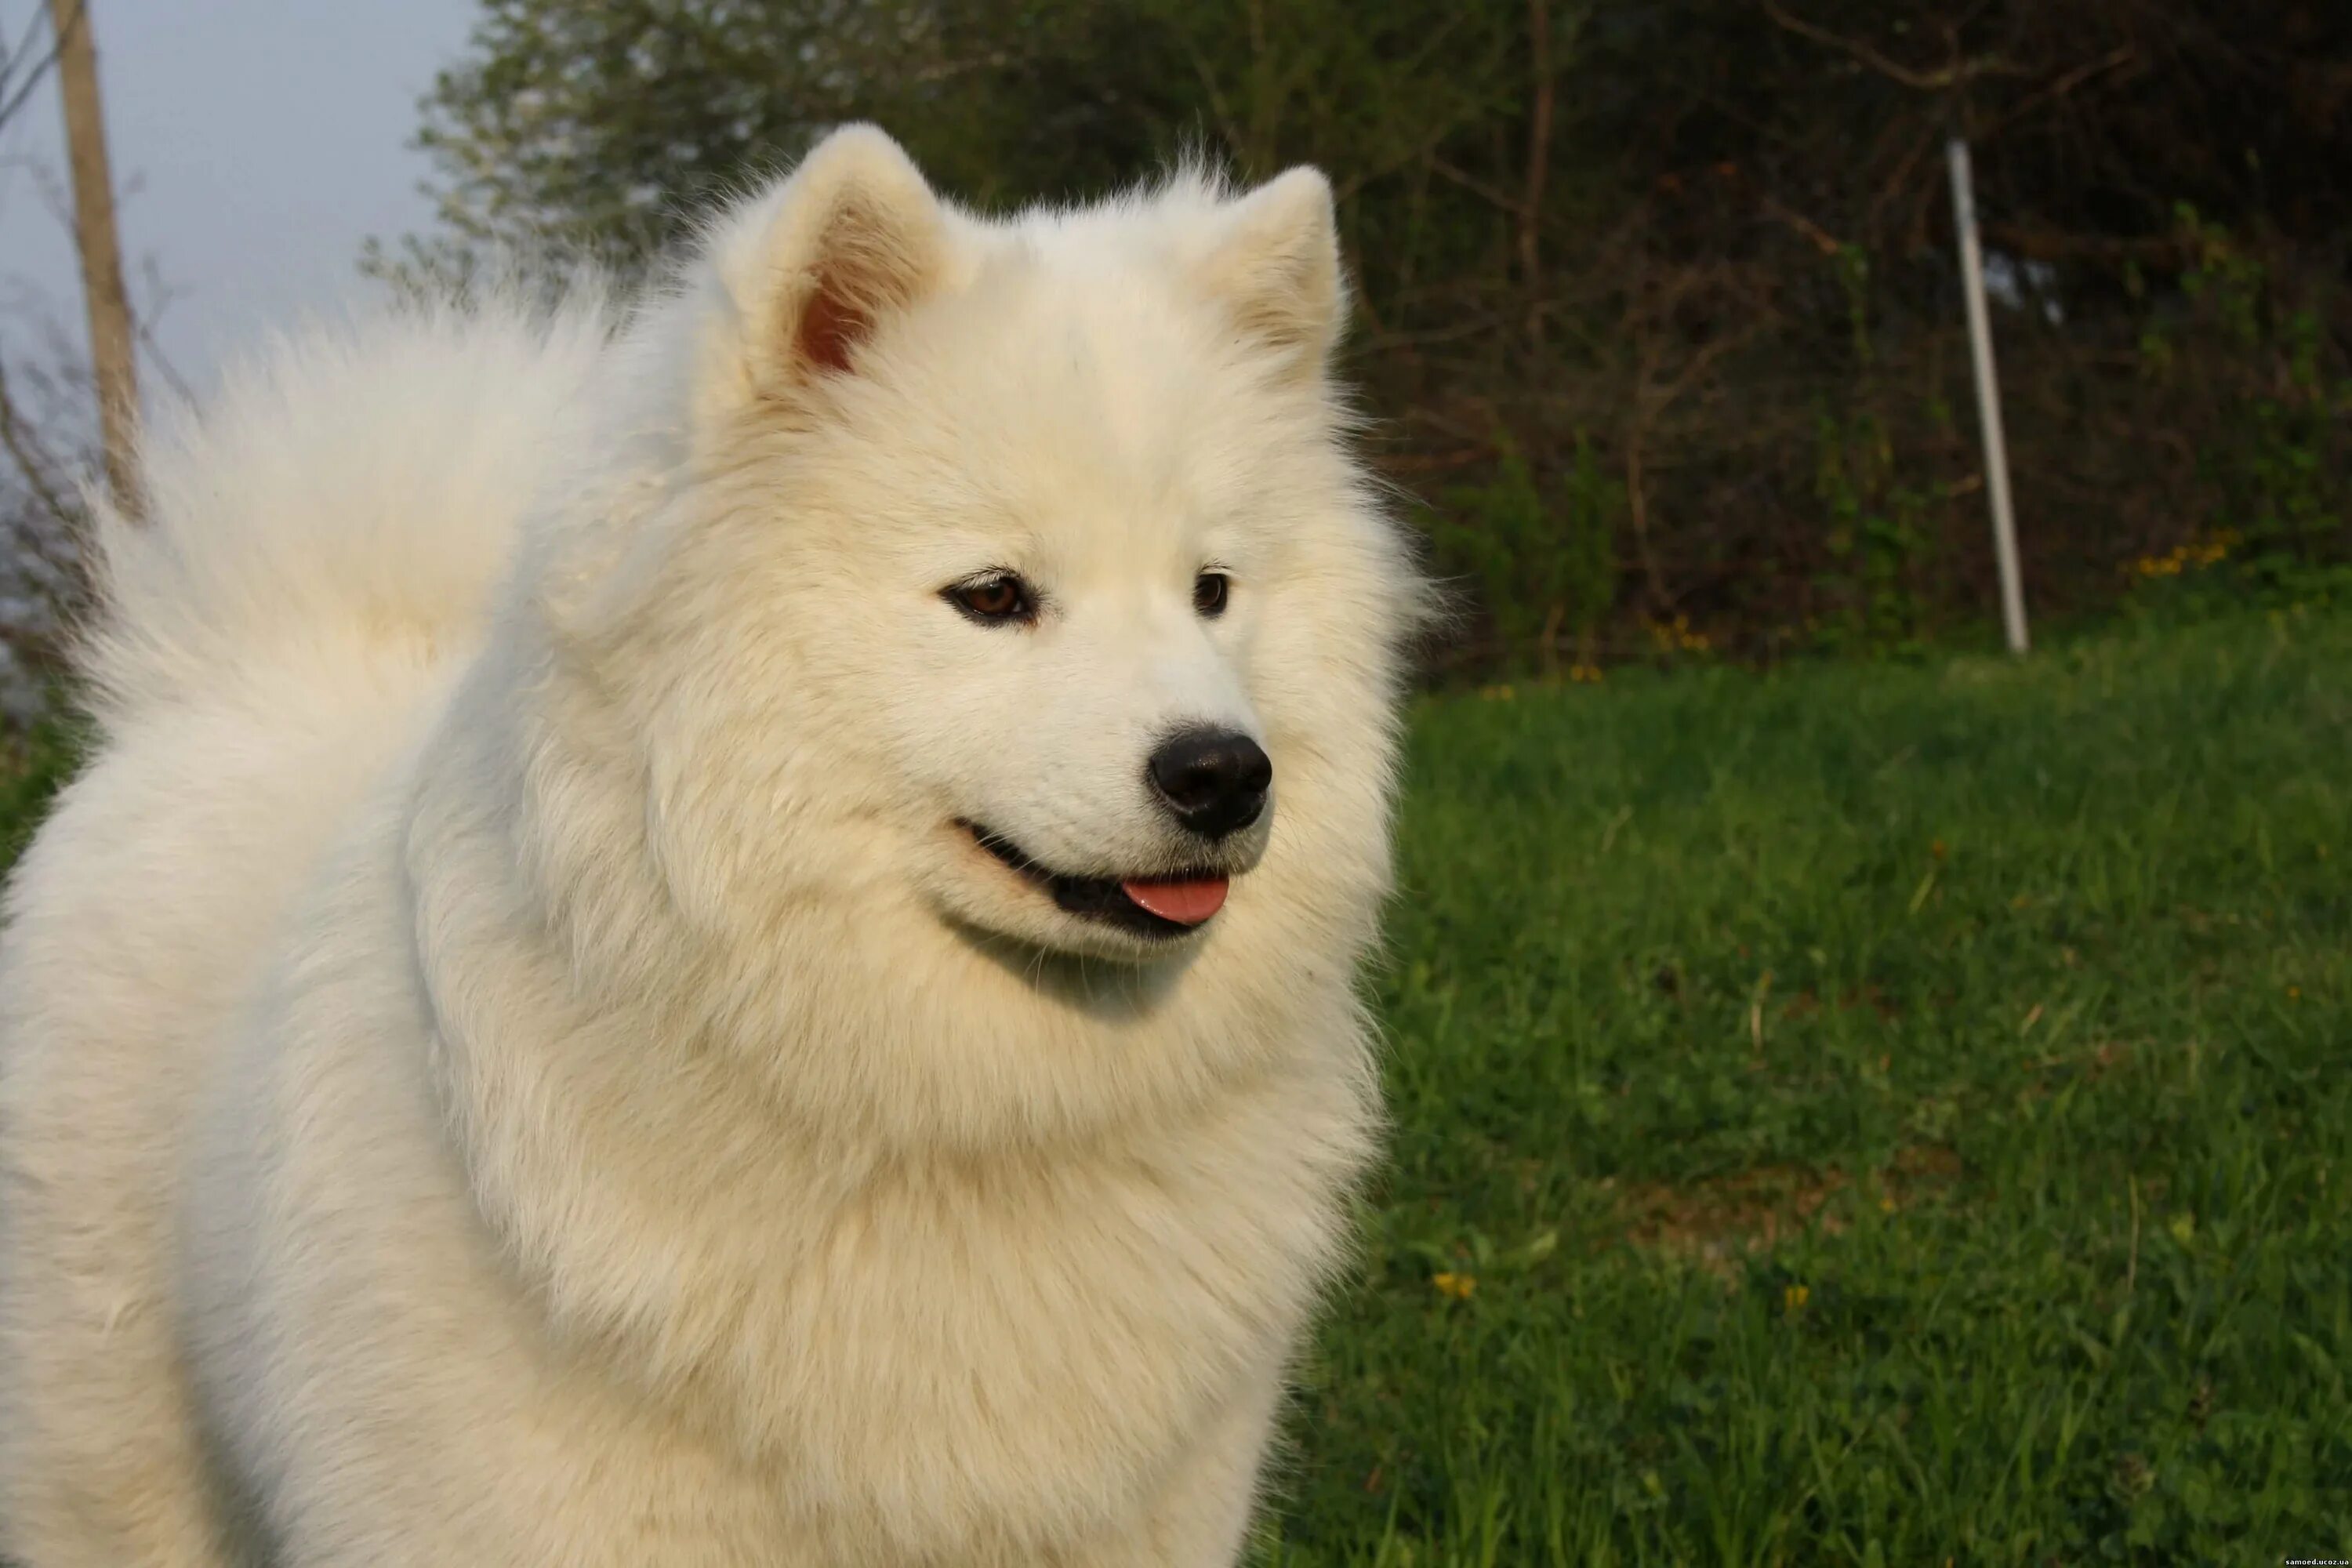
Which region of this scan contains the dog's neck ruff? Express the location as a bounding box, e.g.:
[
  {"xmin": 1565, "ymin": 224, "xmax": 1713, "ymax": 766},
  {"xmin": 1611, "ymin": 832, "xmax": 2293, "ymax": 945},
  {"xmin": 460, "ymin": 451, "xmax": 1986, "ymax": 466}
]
[{"xmin": 394, "ymin": 648, "xmax": 1381, "ymax": 1513}]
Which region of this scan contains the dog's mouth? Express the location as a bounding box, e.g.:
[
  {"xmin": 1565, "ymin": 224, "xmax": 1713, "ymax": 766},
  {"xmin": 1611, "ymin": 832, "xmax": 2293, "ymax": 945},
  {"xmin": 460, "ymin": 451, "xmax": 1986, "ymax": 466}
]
[{"xmin": 959, "ymin": 821, "xmax": 1232, "ymax": 940}]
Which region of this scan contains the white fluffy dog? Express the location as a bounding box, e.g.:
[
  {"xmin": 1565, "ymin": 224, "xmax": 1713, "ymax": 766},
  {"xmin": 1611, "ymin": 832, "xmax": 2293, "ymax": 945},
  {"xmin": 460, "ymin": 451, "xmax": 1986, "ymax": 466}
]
[{"xmin": 0, "ymin": 126, "xmax": 1418, "ymax": 1566}]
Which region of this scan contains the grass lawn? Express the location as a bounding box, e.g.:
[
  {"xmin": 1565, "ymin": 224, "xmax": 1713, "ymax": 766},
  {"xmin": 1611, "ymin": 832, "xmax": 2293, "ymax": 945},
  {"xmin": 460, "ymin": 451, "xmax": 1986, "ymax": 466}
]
[
  {"xmin": 1262, "ymin": 608, "xmax": 2350, "ymax": 1564},
  {"xmin": 2, "ymin": 612, "xmax": 2345, "ymax": 1563}
]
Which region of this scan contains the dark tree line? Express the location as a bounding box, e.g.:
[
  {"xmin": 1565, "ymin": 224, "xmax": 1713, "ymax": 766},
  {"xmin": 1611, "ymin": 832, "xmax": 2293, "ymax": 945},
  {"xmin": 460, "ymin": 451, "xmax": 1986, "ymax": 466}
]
[{"xmin": 387, "ymin": 0, "xmax": 2352, "ymax": 672}]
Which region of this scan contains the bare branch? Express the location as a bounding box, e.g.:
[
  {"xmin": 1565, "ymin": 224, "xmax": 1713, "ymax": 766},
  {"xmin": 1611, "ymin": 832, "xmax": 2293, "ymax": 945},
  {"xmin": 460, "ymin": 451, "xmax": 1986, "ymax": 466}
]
[
  {"xmin": 906, "ymin": 49, "xmax": 1029, "ymax": 86},
  {"xmin": 0, "ymin": 354, "xmax": 74, "ymax": 528},
  {"xmin": 1978, "ymin": 43, "xmax": 2142, "ymax": 142},
  {"xmin": 1760, "ymin": 194, "xmax": 1846, "ymax": 257},
  {"xmin": 0, "ymin": 0, "xmax": 71, "ymax": 134},
  {"xmin": 1759, "ymin": 1, "xmax": 2024, "ymax": 93},
  {"xmin": 129, "ymin": 252, "xmax": 194, "ymax": 405},
  {"xmin": 1426, "ymin": 155, "xmax": 1526, "ymax": 218},
  {"xmin": 1980, "ymin": 223, "xmax": 2187, "ymax": 266}
]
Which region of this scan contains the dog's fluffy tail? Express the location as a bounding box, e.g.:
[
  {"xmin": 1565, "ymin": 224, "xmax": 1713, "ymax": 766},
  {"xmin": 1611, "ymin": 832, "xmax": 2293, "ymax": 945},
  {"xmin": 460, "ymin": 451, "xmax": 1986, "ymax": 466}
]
[{"xmin": 79, "ymin": 296, "xmax": 609, "ymax": 722}]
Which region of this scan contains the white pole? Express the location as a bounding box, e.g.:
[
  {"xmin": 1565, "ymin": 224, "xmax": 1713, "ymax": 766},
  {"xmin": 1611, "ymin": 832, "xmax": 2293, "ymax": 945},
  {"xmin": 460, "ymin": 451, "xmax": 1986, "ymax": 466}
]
[{"xmin": 1947, "ymin": 136, "xmax": 2028, "ymax": 655}]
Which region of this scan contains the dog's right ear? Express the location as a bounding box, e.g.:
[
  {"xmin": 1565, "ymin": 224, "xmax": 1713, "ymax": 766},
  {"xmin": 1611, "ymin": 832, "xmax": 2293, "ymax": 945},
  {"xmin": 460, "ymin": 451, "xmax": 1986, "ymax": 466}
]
[{"xmin": 693, "ymin": 125, "xmax": 950, "ymax": 419}]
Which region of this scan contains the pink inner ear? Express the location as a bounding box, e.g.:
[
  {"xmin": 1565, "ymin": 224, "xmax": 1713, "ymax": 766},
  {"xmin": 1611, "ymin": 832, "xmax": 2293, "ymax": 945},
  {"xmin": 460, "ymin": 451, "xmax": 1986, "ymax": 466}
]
[{"xmin": 796, "ymin": 274, "xmax": 869, "ymax": 376}]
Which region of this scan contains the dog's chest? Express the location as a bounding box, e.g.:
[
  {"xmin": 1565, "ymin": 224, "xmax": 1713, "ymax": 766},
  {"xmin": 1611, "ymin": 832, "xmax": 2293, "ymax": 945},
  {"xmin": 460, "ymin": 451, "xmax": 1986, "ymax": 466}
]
[{"xmin": 684, "ymin": 1092, "xmax": 1368, "ymax": 1551}]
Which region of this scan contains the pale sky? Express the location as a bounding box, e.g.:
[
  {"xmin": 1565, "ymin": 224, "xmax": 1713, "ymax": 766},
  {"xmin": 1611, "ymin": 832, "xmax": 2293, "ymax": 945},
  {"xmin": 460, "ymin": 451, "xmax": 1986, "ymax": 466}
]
[{"xmin": 1, "ymin": 0, "xmax": 482, "ymax": 401}]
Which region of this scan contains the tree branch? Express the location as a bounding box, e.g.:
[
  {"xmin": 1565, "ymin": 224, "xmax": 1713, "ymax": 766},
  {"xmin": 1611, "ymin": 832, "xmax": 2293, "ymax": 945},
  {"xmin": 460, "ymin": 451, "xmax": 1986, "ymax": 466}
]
[
  {"xmin": 1427, "ymin": 155, "xmax": 1526, "ymax": 218},
  {"xmin": 1760, "ymin": 194, "xmax": 1846, "ymax": 257},
  {"xmin": 0, "ymin": 0, "xmax": 75, "ymax": 134},
  {"xmin": 0, "ymin": 355, "xmax": 76, "ymax": 530},
  {"xmin": 1519, "ymin": 0, "xmax": 1555, "ymax": 347},
  {"xmin": 1977, "ymin": 43, "xmax": 2140, "ymax": 141},
  {"xmin": 1759, "ymin": 0, "xmax": 2023, "ymax": 93}
]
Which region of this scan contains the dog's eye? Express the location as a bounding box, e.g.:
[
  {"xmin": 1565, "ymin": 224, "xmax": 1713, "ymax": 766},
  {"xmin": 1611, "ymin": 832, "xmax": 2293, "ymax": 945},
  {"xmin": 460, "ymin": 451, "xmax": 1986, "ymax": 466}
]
[
  {"xmin": 1192, "ymin": 572, "xmax": 1230, "ymax": 619},
  {"xmin": 946, "ymin": 574, "xmax": 1036, "ymax": 626}
]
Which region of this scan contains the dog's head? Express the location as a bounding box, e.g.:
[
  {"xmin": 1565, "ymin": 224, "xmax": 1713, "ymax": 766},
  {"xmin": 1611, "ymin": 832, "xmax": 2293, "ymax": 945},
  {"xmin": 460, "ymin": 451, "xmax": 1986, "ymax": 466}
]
[{"xmin": 521, "ymin": 127, "xmax": 1419, "ymax": 1131}]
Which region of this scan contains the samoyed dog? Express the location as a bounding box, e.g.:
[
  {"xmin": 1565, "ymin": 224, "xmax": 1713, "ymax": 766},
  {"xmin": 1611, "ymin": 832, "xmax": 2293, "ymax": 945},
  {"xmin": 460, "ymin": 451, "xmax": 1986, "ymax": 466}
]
[{"xmin": 0, "ymin": 127, "xmax": 1418, "ymax": 1565}]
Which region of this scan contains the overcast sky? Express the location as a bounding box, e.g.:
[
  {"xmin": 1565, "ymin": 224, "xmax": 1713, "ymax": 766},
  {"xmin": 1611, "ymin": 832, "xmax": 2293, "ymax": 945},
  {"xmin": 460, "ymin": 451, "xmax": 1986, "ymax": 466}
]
[{"xmin": 2, "ymin": 0, "xmax": 481, "ymax": 400}]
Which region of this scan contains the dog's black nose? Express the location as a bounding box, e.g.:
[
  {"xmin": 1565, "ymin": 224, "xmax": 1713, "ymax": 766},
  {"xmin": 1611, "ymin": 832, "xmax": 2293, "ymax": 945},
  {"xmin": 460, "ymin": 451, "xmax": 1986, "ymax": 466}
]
[{"xmin": 1147, "ymin": 727, "xmax": 1272, "ymax": 840}]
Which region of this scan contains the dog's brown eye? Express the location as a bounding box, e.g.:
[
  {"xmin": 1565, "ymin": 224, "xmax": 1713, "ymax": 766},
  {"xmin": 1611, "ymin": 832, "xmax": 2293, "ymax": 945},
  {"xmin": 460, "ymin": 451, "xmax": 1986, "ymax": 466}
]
[
  {"xmin": 1192, "ymin": 572, "xmax": 1230, "ymax": 618},
  {"xmin": 946, "ymin": 574, "xmax": 1036, "ymax": 626}
]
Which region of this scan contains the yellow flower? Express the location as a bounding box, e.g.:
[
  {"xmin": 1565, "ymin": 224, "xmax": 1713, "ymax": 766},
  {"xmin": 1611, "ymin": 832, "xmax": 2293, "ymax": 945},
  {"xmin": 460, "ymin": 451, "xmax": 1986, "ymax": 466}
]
[
  {"xmin": 1783, "ymin": 1283, "xmax": 1810, "ymax": 1312},
  {"xmin": 1432, "ymin": 1272, "xmax": 1477, "ymax": 1300},
  {"xmin": 1647, "ymin": 615, "xmax": 1712, "ymax": 655}
]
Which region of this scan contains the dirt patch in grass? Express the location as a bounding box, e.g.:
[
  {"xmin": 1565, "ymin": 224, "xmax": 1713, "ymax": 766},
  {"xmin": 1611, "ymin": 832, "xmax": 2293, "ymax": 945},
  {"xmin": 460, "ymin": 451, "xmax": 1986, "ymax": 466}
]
[{"xmin": 1610, "ymin": 1145, "xmax": 1963, "ymax": 1280}]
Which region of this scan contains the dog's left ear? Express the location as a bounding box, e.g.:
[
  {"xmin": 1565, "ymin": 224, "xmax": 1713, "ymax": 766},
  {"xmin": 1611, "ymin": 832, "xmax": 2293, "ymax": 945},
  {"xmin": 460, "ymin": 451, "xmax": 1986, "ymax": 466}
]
[
  {"xmin": 1193, "ymin": 167, "xmax": 1345, "ymax": 379},
  {"xmin": 696, "ymin": 124, "xmax": 951, "ymax": 417}
]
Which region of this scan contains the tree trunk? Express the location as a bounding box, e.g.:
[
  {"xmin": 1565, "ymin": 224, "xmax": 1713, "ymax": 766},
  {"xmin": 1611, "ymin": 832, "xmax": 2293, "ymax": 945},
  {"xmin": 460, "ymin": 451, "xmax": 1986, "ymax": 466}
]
[{"xmin": 1519, "ymin": 0, "xmax": 1553, "ymax": 350}]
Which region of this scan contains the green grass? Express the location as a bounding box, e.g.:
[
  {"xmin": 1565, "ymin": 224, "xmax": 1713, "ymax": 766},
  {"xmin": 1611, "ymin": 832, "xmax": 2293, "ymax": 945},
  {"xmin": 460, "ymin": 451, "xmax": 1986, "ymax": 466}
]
[
  {"xmin": 0, "ymin": 709, "xmax": 78, "ymax": 873},
  {"xmin": 2, "ymin": 614, "xmax": 2346, "ymax": 1563},
  {"xmin": 1261, "ymin": 608, "xmax": 2352, "ymax": 1564}
]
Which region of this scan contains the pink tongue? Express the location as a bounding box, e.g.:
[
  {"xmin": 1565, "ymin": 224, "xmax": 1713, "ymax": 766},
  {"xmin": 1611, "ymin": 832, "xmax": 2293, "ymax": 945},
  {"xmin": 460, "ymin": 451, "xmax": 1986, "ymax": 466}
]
[{"xmin": 1120, "ymin": 877, "xmax": 1230, "ymax": 925}]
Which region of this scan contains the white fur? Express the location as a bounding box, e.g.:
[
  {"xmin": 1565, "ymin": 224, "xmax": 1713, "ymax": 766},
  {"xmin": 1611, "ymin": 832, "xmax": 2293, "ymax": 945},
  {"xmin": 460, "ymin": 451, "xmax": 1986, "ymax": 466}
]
[{"xmin": 0, "ymin": 126, "xmax": 1420, "ymax": 1566}]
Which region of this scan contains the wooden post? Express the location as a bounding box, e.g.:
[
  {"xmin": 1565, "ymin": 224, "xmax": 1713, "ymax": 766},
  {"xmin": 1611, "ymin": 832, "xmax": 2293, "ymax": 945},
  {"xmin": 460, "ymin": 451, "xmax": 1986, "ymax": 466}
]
[
  {"xmin": 1947, "ymin": 136, "xmax": 2026, "ymax": 654},
  {"xmin": 48, "ymin": 0, "xmax": 141, "ymax": 519}
]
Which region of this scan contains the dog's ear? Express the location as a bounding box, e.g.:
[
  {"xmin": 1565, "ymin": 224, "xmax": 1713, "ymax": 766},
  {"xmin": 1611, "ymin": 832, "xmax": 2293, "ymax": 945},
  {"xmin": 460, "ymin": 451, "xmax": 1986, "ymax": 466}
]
[
  {"xmin": 697, "ymin": 124, "xmax": 949, "ymax": 416},
  {"xmin": 1193, "ymin": 167, "xmax": 1345, "ymax": 379}
]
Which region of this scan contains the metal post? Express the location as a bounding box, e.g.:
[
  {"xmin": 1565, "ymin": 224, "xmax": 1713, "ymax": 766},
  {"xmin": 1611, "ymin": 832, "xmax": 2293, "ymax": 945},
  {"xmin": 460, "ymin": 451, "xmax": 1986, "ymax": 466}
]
[{"xmin": 1947, "ymin": 136, "xmax": 2027, "ymax": 655}]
